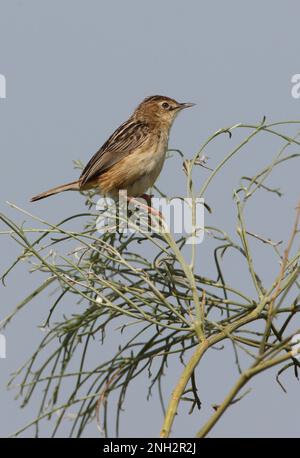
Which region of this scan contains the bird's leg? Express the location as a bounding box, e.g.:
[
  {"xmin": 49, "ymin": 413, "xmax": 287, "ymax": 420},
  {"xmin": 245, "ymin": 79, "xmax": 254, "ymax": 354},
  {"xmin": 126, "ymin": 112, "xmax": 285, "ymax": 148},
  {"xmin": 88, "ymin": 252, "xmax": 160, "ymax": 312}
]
[
  {"xmin": 140, "ymin": 193, "xmax": 153, "ymax": 206},
  {"xmin": 127, "ymin": 195, "xmax": 163, "ymax": 219},
  {"xmin": 139, "ymin": 194, "xmax": 162, "ymax": 217}
]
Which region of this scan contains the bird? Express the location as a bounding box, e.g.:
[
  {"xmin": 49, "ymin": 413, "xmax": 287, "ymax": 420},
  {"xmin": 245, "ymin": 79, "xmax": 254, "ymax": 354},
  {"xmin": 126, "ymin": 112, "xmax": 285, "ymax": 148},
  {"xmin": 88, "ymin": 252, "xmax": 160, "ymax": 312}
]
[{"xmin": 30, "ymin": 95, "xmax": 195, "ymax": 203}]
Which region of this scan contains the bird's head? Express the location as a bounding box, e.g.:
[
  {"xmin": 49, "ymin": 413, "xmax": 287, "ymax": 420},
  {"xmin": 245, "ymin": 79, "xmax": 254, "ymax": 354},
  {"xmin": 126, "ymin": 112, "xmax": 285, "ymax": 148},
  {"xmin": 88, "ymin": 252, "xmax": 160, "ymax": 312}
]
[{"xmin": 134, "ymin": 95, "xmax": 195, "ymax": 126}]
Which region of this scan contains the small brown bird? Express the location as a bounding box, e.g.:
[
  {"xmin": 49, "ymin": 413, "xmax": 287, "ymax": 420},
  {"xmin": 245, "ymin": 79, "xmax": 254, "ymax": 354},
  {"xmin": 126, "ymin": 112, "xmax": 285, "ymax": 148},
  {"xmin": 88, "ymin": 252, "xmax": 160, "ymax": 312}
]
[{"xmin": 30, "ymin": 95, "xmax": 195, "ymax": 202}]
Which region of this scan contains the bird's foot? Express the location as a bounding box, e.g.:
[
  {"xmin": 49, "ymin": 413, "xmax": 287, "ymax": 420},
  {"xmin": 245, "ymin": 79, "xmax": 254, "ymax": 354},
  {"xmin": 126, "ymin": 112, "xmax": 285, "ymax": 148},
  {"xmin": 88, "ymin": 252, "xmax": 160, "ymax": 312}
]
[{"xmin": 127, "ymin": 195, "xmax": 163, "ymax": 219}]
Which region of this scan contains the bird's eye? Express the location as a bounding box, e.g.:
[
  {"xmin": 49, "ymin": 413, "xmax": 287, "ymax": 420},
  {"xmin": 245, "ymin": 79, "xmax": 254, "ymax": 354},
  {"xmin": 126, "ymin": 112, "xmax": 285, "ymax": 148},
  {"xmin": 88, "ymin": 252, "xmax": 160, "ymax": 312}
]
[{"xmin": 162, "ymin": 102, "xmax": 170, "ymax": 110}]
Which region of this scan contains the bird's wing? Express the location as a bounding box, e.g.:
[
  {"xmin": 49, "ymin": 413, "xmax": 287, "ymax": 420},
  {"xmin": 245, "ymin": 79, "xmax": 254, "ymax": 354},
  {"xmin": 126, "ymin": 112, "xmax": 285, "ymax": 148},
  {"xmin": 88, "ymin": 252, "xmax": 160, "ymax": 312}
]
[{"xmin": 80, "ymin": 119, "xmax": 150, "ymax": 185}]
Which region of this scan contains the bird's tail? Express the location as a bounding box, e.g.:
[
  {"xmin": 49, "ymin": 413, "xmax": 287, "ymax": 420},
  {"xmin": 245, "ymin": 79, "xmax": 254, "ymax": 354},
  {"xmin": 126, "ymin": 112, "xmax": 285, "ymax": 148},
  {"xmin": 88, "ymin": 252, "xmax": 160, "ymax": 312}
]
[{"xmin": 30, "ymin": 180, "xmax": 81, "ymax": 202}]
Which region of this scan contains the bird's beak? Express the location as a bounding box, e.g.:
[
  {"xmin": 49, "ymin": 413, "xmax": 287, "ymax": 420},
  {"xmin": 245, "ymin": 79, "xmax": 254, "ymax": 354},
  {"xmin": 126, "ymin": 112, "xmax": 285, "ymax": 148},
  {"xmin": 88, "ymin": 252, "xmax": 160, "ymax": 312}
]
[{"xmin": 178, "ymin": 102, "xmax": 196, "ymax": 110}]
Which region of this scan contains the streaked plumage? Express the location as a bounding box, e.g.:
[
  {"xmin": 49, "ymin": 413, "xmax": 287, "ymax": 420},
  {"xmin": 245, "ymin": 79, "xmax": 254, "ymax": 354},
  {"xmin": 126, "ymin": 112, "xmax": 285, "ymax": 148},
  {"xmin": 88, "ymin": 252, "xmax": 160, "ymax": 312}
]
[
  {"xmin": 80, "ymin": 121, "xmax": 151, "ymax": 187},
  {"xmin": 30, "ymin": 95, "xmax": 194, "ymax": 202}
]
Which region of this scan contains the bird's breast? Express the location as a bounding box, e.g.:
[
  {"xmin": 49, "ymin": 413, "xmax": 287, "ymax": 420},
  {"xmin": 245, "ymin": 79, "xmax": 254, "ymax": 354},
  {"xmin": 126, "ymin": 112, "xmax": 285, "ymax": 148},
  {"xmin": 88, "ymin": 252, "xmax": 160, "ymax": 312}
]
[{"xmin": 143, "ymin": 129, "xmax": 169, "ymax": 178}]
